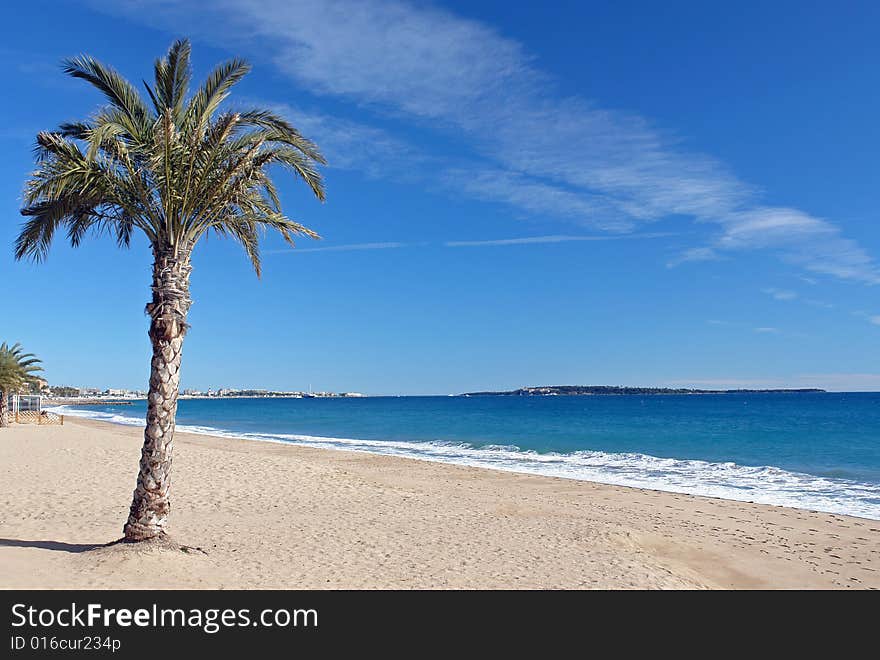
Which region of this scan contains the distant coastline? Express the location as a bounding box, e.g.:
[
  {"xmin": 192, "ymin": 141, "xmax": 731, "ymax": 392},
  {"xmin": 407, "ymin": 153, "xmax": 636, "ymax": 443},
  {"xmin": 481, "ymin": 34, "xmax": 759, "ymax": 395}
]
[
  {"xmin": 461, "ymin": 385, "xmax": 827, "ymax": 396},
  {"xmin": 43, "ymin": 386, "xmax": 830, "ymax": 406},
  {"xmin": 42, "ymin": 392, "xmax": 366, "ymax": 406},
  {"xmin": 44, "ymin": 398, "xmax": 137, "ymax": 406}
]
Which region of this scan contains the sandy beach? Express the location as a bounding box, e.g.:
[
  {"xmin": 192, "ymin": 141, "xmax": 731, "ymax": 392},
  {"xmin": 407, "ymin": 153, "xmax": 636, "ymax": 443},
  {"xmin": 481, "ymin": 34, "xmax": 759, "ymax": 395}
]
[{"xmin": 1, "ymin": 418, "xmax": 878, "ymax": 589}]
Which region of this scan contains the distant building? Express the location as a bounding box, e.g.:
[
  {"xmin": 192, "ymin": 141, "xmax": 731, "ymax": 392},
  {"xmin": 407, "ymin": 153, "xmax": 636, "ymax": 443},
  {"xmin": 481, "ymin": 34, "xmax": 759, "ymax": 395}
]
[{"xmin": 105, "ymin": 389, "xmax": 141, "ymax": 398}]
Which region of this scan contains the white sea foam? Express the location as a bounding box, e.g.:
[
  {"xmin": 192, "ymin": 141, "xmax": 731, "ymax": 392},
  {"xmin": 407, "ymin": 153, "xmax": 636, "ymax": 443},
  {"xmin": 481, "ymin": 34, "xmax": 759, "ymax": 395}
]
[{"xmin": 50, "ymin": 405, "xmax": 880, "ymax": 520}]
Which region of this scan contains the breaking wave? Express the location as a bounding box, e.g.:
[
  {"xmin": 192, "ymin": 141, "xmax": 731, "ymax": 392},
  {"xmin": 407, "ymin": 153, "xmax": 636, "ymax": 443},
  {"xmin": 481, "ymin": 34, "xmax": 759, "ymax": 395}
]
[{"xmin": 51, "ymin": 405, "xmax": 880, "ymax": 520}]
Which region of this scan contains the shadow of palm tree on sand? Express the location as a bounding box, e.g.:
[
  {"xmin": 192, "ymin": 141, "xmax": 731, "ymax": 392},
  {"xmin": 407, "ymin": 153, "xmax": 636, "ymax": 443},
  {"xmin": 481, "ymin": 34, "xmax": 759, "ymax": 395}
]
[{"xmin": 0, "ymin": 538, "xmax": 110, "ymax": 553}]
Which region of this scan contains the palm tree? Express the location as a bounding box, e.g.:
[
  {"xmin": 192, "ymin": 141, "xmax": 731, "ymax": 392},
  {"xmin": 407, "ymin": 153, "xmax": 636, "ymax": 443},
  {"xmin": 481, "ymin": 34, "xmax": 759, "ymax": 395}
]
[
  {"xmin": 15, "ymin": 40, "xmax": 326, "ymax": 542},
  {"xmin": 0, "ymin": 343, "xmax": 43, "ymax": 428}
]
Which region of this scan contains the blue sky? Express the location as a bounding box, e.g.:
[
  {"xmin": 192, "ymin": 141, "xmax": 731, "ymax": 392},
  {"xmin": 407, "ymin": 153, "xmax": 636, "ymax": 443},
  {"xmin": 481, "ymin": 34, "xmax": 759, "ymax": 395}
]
[{"xmin": 2, "ymin": 0, "xmax": 879, "ymax": 394}]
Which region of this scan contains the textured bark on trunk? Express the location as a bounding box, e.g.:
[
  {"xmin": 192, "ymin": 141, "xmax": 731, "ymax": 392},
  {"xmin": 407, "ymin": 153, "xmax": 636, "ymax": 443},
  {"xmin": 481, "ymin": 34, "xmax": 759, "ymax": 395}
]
[
  {"xmin": 0, "ymin": 388, "xmax": 9, "ymax": 428},
  {"xmin": 124, "ymin": 246, "xmax": 192, "ymax": 541}
]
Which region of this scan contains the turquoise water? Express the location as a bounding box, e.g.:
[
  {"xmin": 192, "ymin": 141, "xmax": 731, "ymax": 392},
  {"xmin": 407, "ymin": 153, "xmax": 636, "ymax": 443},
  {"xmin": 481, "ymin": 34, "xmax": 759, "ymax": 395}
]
[{"xmin": 56, "ymin": 392, "xmax": 880, "ymax": 519}]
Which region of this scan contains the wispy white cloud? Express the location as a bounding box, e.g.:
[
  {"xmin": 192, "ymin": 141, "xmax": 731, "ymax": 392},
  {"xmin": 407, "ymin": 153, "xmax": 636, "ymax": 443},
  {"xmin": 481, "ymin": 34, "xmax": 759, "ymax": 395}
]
[
  {"xmin": 266, "ymin": 241, "xmax": 407, "ymax": 254},
  {"xmin": 762, "ymin": 286, "xmax": 836, "ymax": 310},
  {"xmin": 445, "ymin": 233, "xmax": 671, "ymax": 247},
  {"xmin": 667, "ymin": 247, "xmax": 720, "ymax": 268},
  {"xmin": 90, "ymin": 0, "xmax": 880, "ymax": 283},
  {"xmin": 762, "ymin": 287, "xmax": 798, "ymax": 301},
  {"xmin": 263, "ymin": 102, "xmax": 429, "ymax": 181},
  {"xmin": 849, "ymin": 310, "xmax": 880, "ymax": 325},
  {"xmin": 268, "ymin": 234, "xmax": 670, "ymax": 253},
  {"xmin": 441, "ymin": 168, "xmax": 631, "ymax": 231},
  {"xmin": 708, "ymin": 318, "xmax": 813, "ymax": 337},
  {"xmin": 713, "ymin": 207, "xmax": 880, "ymax": 283}
]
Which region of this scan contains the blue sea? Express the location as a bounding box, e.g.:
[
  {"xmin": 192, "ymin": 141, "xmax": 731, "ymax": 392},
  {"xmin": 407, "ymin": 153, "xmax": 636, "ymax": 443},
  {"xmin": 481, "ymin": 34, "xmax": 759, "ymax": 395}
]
[{"xmin": 53, "ymin": 392, "xmax": 880, "ymax": 519}]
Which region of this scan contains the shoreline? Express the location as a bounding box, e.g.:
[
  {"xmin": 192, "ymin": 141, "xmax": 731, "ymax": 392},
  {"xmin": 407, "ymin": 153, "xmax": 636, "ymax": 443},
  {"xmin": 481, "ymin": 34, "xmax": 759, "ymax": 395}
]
[
  {"xmin": 1, "ymin": 417, "xmax": 878, "ymax": 589},
  {"xmin": 51, "ymin": 403, "xmax": 880, "ymax": 521}
]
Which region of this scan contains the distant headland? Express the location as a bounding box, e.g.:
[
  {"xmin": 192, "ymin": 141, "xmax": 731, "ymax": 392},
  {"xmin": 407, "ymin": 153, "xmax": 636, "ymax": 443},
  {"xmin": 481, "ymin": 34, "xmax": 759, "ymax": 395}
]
[{"xmin": 461, "ymin": 385, "xmax": 826, "ymax": 396}]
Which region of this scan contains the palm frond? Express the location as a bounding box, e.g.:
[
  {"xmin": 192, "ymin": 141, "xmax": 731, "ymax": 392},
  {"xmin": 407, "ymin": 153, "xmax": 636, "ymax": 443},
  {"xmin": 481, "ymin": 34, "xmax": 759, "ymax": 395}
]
[
  {"xmin": 0, "ymin": 342, "xmax": 43, "ymax": 394},
  {"xmin": 62, "ymin": 55, "xmax": 151, "ymax": 138},
  {"xmin": 19, "ymin": 40, "xmax": 325, "ymax": 273},
  {"xmin": 235, "ymin": 109, "xmax": 326, "ymax": 163},
  {"xmin": 184, "ymin": 59, "xmax": 251, "ymax": 134},
  {"xmin": 152, "ymin": 39, "xmax": 192, "ymax": 121}
]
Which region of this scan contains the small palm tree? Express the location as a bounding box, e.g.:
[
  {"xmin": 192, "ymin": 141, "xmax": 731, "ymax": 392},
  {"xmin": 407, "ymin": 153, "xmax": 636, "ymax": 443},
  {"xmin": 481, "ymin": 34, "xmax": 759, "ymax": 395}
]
[
  {"xmin": 16, "ymin": 39, "xmax": 326, "ymax": 542},
  {"xmin": 0, "ymin": 343, "xmax": 43, "ymax": 428}
]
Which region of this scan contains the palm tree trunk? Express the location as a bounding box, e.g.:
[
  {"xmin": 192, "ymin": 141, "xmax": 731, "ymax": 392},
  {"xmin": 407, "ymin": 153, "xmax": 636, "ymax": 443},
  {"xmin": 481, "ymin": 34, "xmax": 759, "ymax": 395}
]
[
  {"xmin": 0, "ymin": 388, "xmax": 9, "ymax": 428},
  {"xmin": 124, "ymin": 246, "xmax": 193, "ymax": 541}
]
